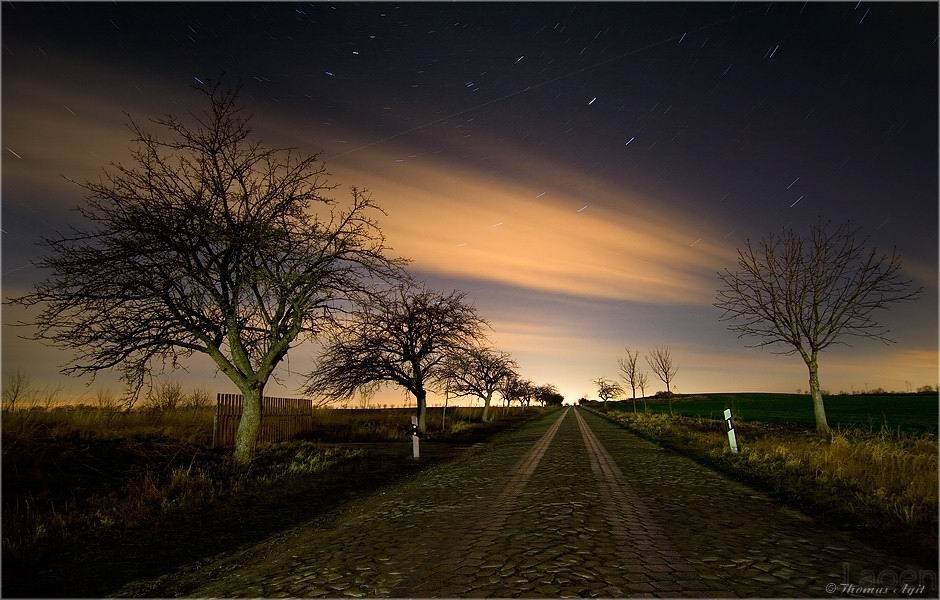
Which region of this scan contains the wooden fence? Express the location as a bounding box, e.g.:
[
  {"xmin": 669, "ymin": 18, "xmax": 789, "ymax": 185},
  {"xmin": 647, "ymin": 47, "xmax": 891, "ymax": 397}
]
[{"xmin": 212, "ymin": 393, "xmax": 315, "ymax": 448}]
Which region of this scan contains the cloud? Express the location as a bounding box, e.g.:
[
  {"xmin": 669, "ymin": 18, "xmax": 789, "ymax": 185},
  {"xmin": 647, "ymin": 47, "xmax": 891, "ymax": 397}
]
[
  {"xmin": 5, "ymin": 63, "xmax": 935, "ymax": 406},
  {"xmin": 311, "ymin": 144, "xmax": 737, "ymax": 305},
  {"xmin": 5, "ymin": 72, "xmax": 738, "ymax": 306}
]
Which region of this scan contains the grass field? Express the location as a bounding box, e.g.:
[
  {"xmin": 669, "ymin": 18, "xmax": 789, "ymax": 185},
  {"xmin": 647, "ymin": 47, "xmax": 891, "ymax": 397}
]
[
  {"xmin": 606, "ymin": 392, "xmax": 938, "ymax": 433},
  {"xmin": 2, "ymin": 403, "xmax": 545, "ymax": 597}
]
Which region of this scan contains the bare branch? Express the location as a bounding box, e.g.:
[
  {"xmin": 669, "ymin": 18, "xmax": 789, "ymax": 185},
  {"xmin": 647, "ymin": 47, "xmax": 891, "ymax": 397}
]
[
  {"xmin": 715, "ymin": 220, "xmax": 921, "ymax": 355},
  {"xmin": 645, "ymin": 346, "xmax": 677, "ymax": 393}
]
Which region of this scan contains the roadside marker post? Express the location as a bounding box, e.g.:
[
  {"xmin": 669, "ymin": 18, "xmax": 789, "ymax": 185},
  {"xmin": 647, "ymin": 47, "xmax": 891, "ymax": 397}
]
[
  {"xmin": 411, "ymin": 415, "xmax": 420, "ymax": 459},
  {"xmin": 724, "ymin": 408, "xmax": 739, "ymax": 453}
]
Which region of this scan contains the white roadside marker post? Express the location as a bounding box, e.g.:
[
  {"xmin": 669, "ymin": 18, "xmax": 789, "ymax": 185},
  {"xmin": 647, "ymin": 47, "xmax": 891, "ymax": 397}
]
[
  {"xmin": 411, "ymin": 415, "xmax": 420, "ymax": 459},
  {"xmin": 724, "ymin": 408, "xmax": 739, "ymax": 453}
]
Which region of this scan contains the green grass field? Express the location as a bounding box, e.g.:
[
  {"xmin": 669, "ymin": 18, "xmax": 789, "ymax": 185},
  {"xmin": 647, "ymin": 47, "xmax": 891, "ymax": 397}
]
[{"xmin": 606, "ymin": 392, "xmax": 938, "ymax": 433}]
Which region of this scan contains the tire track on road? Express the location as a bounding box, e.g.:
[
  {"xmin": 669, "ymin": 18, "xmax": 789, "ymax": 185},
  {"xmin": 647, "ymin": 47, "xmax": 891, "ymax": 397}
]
[
  {"xmin": 398, "ymin": 408, "xmax": 569, "ymax": 596},
  {"xmin": 573, "ymin": 407, "xmax": 721, "ymax": 595}
]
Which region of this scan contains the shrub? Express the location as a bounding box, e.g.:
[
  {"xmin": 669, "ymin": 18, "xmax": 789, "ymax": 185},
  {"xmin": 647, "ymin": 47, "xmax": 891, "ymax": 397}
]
[{"xmin": 146, "ymin": 381, "xmax": 184, "ymax": 412}]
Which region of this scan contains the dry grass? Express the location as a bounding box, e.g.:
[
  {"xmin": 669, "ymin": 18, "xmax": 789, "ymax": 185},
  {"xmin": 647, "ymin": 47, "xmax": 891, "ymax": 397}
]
[
  {"xmin": 2, "ymin": 405, "xmax": 215, "ymax": 449},
  {"xmin": 608, "ymin": 411, "xmax": 938, "ymax": 558},
  {"xmin": 308, "ymin": 406, "xmax": 523, "ymax": 441},
  {"xmin": 2, "ymin": 430, "xmax": 364, "ymax": 560},
  {"xmin": 2, "ymin": 399, "xmax": 537, "ymax": 566}
]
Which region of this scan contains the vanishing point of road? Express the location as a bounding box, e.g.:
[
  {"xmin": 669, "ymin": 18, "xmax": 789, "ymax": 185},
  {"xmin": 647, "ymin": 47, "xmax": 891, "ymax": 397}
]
[{"xmin": 159, "ymin": 408, "xmax": 934, "ymax": 598}]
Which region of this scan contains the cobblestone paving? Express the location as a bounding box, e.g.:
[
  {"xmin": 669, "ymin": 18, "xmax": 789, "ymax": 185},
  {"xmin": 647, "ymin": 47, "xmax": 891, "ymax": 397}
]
[
  {"xmin": 183, "ymin": 410, "xmax": 567, "ymax": 598},
  {"xmin": 580, "ymin": 409, "xmax": 938, "ymax": 598},
  {"xmin": 178, "ymin": 408, "xmax": 937, "ymax": 598}
]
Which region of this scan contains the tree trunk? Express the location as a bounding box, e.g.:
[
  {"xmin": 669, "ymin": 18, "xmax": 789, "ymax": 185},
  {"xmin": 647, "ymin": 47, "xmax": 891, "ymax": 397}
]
[
  {"xmin": 415, "ymin": 388, "xmax": 428, "ymax": 433},
  {"xmin": 632, "ymin": 398, "xmax": 636, "ymax": 413},
  {"xmin": 442, "ymin": 392, "xmax": 448, "ymax": 432},
  {"xmin": 807, "ymin": 358, "xmax": 831, "ymax": 436},
  {"xmin": 482, "ymin": 390, "xmax": 493, "ymax": 422},
  {"xmin": 233, "ymin": 383, "xmax": 263, "ymax": 464}
]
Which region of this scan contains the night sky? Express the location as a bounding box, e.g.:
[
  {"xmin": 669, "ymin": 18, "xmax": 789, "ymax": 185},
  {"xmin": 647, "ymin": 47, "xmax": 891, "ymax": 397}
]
[{"xmin": 3, "ymin": 2, "xmax": 938, "ymax": 404}]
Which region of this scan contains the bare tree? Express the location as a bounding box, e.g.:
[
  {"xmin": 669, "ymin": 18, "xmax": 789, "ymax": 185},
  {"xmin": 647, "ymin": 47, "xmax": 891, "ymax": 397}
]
[
  {"xmin": 593, "ymin": 377, "xmax": 623, "ymax": 411},
  {"xmin": 636, "ymin": 371, "xmax": 649, "ymax": 410},
  {"xmin": 441, "ymin": 346, "xmax": 516, "ymax": 422},
  {"xmin": 2, "ymin": 370, "xmax": 31, "ymax": 412},
  {"xmin": 511, "ymin": 379, "xmax": 537, "ymax": 407},
  {"xmin": 534, "ymin": 383, "xmax": 564, "ymax": 407},
  {"xmin": 146, "ymin": 380, "xmax": 184, "ymax": 412},
  {"xmin": 618, "ymin": 348, "xmax": 641, "ymax": 412},
  {"xmin": 501, "ymin": 377, "xmax": 536, "ymax": 407},
  {"xmin": 715, "ymin": 221, "xmax": 919, "ymax": 435},
  {"xmin": 305, "ymin": 283, "xmax": 487, "ymax": 433},
  {"xmin": 12, "ymin": 84, "xmax": 400, "ymax": 463},
  {"xmin": 184, "ymin": 387, "xmax": 212, "ymax": 410},
  {"xmin": 646, "ymin": 346, "xmax": 677, "ymax": 394},
  {"xmin": 499, "ymin": 374, "xmax": 524, "ymax": 407}
]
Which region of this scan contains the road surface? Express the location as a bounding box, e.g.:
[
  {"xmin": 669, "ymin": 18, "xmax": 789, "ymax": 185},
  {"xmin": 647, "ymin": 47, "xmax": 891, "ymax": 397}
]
[{"xmin": 145, "ymin": 408, "xmax": 935, "ymax": 598}]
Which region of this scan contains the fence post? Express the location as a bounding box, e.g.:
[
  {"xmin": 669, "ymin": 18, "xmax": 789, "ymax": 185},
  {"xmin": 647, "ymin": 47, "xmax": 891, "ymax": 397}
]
[{"xmin": 212, "ymin": 393, "xmax": 220, "ymax": 448}]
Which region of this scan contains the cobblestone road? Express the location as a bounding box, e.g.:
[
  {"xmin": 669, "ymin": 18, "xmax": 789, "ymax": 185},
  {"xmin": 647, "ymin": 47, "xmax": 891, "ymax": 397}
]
[{"xmin": 174, "ymin": 408, "xmax": 936, "ymax": 598}]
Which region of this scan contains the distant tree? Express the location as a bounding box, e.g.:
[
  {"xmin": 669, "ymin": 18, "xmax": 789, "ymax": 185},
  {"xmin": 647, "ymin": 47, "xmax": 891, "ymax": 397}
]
[
  {"xmin": 441, "ymin": 346, "xmax": 517, "ymax": 422},
  {"xmin": 305, "ymin": 283, "xmax": 487, "ymax": 433},
  {"xmin": 517, "ymin": 379, "xmax": 537, "ymax": 407},
  {"xmin": 577, "ymin": 396, "xmax": 589, "ymax": 406},
  {"xmin": 500, "ymin": 375, "xmax": 522, "ymax": 407},
  {"xmin": 715, "ymin": 221, "xmax": 920, "ymax": 436},
  {"xmin": 183, "ymin": 387, "xmax": 212, "ymax": 412},
  {"xmin": 534, "ymin": 383, "xmax": 564, "ymax": 407},
  {"xmin": 636, "ymin": 371, "xmax": 649, "ymax": 410},
  {"xmin": 146, "ymin": 380, "xmax": 184, "ymax": 412},
  {"xmin": 646, "ymin": 346, "xmax": 677, "ymax": 394},
  {"xmin": 11, "ymin": 85, "xmax": 400, "ymax": 462},
  {"xmin": 593, "ymin": 377, "xmax": 623, "ymax": 411},
  {"xmin": 618, "ymin": 348, "xmax": 641, "ymax": 412},
  {"xmin": 2, "ymin": 370, "xmax": 31, "ymax": 412}
]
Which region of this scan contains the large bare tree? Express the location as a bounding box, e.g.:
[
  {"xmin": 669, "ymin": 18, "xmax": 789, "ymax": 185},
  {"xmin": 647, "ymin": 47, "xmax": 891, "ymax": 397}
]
[
  {"xmin": 646, "ymin": 346, "xmax": 677, "ymax": 394},
  {"xmin": 715, "ymin": 221, "xmax": 919, "ymax": 435},
  {"xmin": 618, "ymin": 348, "xmax": 641, "ymax": 412},
  {"xmin": 13, "ymin": 85, "xmax": 400, "ymax": 463},
  {"xmin": 305, "ymin": 283, "xmax": 487, "ymax": 433},
  {"xmin": 593, "ymin": 377, "xmax": 623, "ymax": 410},
  {"xmin": 440, "ymin": 346, "xmax": 517, "ymax": 422}
]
